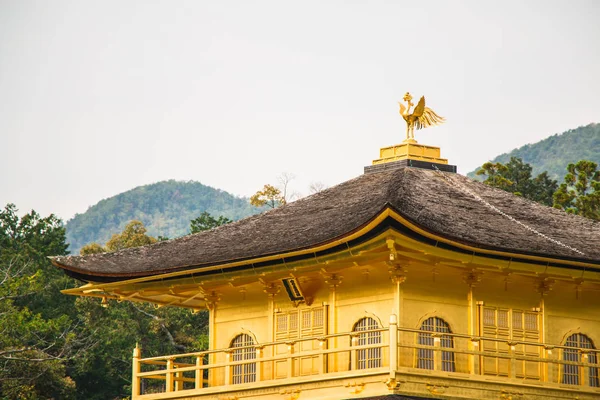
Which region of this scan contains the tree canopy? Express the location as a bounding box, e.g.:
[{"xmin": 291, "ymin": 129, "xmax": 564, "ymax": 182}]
[
  {"xmin": 468, "ymin": 123, "xmax": 600, "ymax": 182},
  {"xmin": 250, "ymin": 184, "xmax": 286, "ymax": 208},
  {"xmin": 0, "ymin": 204, "xmax": 81, "ymax": 399},
  {"xmin": 476, "ymin": 157, "xmax": 558, "ymax": 206},
  {"xmin": 190, "ymin": 211, "xmax": 232, "ymax": 234},
  {"xmin": 105, "ymin": 220, "xmax": 157, "ymax": 251},
  {"xmin": 475, "ymin": 157, "xmax": 599, "ymax": 221},
  {"xmin": 79, "ymin": 220, "xmax": 157, "ymax": 254},
  {"xmin": 74, "ymin": 219, "xmax": 209, "ymax": 399},
  {"xmin": 0, "ymin": 209, "xmax": 210, "ymax": 399},
  {"xmin": 553, "ymin": 160, "xmax": 600, "ymax": 220}
]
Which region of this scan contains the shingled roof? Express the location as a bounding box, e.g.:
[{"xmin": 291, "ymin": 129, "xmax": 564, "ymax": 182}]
[{"xmin": 52, "ymin": 167, "xmax": 600, "ymax": 283}]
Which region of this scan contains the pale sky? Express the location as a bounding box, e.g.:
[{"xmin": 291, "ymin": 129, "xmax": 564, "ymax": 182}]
[{"xmin": 1, "ymin": 0, "xmax": 599, "ymax": 221}]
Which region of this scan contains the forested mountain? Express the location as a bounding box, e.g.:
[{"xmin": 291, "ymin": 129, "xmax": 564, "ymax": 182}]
[
  {"xmin": 467, "ymin": 123, "xmax": 599, "ymax": 180},
  {"xmin": 65, "ymin": 180, "xmax": 260, "ymax": 254}
]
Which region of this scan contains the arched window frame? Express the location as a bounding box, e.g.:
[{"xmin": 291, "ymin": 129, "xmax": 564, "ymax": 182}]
[
  {"xmin": 562, "ymin": 333, "xmax": 599, "ymax": 387},
  {"xmin": 353, "ymin": 317, "xmax": 382, "ymax": 369},
  {"xmin": 416, "ymin": 317, "xmax": 455, "ymax": 372},
  {"xmin": 230, "ymin": 333, "xmax": 257, "ymax": 384}
]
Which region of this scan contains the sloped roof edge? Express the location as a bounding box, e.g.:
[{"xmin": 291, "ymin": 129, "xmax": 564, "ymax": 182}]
[
  {"xmin": 51, "ymin": 168, "xmax": 600, "ymax": 284},
  {"xmin": 52, "ymin": 205, "xmax": 600, "ymax": 286}
]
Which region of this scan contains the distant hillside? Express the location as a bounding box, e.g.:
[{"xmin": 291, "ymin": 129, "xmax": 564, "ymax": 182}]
[
  {"xmin": 467, "ymin": 123, "xmax": 599, "ymax": 180},
  {"xmin": 65, "ymin": 180, "xmax": 261, "ymax": 254}
]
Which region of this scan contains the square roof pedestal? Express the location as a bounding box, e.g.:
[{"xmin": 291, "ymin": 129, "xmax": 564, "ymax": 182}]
[{"xmin": 365, "ymin": 140, "xmax": 457, "ymax": 174}]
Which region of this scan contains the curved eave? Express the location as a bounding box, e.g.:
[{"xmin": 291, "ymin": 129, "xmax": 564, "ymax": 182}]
[
  {"xmin": 54, "ymin": 205, "xmax": 600, "ymax": 289},
  {"xmin": 52, "ymin": 207, "xmax": 391, "ymax": 283},
  {"xmin": 386, "ymin": 204, "xmax": 599, "ymax": 269}
]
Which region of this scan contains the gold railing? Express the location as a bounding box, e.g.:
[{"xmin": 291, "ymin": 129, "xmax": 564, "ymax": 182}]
[
  {"xmin": 132, "ymin": 327, "xmax": 390, "ymax": 397},
  {"xmin": 132, "ymin": 315, "xmax": 599, "ymax": 398}
]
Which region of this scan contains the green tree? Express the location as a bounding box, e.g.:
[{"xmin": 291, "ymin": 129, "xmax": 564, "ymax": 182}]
[
  {"xmin": 529, "ymin": 171, "xmax": 559, "ymax": 207},
  {"xmin": 0, "ymin": 204, "xmax": 81, "ymax": 400},
  {"xmin": 190, "ymin": 211, "xmax": 232, "ymax": 234},
  {"xmin": 72, "ymin": 297, "xmax": 207, "ymax": 399},
  {"xmin": 476, "ymin": 161, "xmax": 513, "ymax": 191},
  {"xmin": 79, "ymin": 242, "xmax": 106, "ymax": 255},
  {"xmin": 467, "ymin": 123, "xmax": 600, "ymax": 184},
  {"xmin": 476, "ymin": 157, "xmax": 558, "ymax": 206},
  {"xmin": 105, "ymin": 220, "xmax": 157, "ymax": 251},
  {"xmin": 1, "ymin": 209, "xmax": 208, "ymax": 399},
  {"xmin": 553, "ymin": 160, "xmax": 600, "ymax": 220},
  {"xmin": 73, "ymin": 220, "xmax": 208, "ymax": 399},
  {"xmin": 0, "ymin": 204, "xmax": 69, "ymax": 264}
]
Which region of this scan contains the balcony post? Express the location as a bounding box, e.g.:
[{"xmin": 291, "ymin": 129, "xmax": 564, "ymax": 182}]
[
  {"xmin": 545, "ymin": 347, "xmax": 555, "ymax": 384},
  {"xmin": 175, "ymin": 368, "xmax": 182, "ymax": 391},
  {"xmin": 351, "ymin": 335, "xmax": 358, "ymax": 371},
  {"xmin": 389, "ymin": 314, "xmax": 398, "ymax": 376},
  {"xmin": 433, "ymin": 334, "xmax": 442, "ymax": 371},
  {"xmin": 166, "ymin": 358, "xmax": 174, "ymax": 392},
  {"xmin": 287, "ymin": 343, "xmax": 295, "ymax": 378},
  {"xmin": 256, "ymin": 347, "xmax": 263, "ymax": 382},
  {"xmin": 318, "ymin": 339, "xmax": 326, "ymax": 375},
  {"xmin": 224, "ymin": 352, "xmax": 231, "ymax": 385},
  {"xmin": 195, "ymin": 355, "xmax": 204, "ymax": 389},
  {"xmin": 132, "ymin": 344, "xmax": 141, "ymax": 398},
  {"xmin": 508, "ymin": 343, "xmax": 516, "ymax": 379},
  {"xmin": 582, "ymin": 351, "xmax": 589, "ymax": 387}
]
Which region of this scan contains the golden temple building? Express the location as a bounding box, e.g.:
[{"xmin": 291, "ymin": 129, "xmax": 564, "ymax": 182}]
[{"xmin": 53, "ymin": 116, "xmax": 600, "ymax": 399}]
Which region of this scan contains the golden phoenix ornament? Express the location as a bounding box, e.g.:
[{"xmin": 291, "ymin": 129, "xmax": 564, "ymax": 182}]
[{"xmin": 399, "ymin": 92, "xmax": 445, "ymax": 142}]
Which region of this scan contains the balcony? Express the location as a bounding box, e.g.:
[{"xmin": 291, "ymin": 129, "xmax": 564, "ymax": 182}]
[{"xmin": 132, "ymin": 315, "xmax": 600, "ymax": 399}]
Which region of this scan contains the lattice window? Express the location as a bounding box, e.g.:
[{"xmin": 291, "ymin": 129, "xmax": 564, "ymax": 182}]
[
  {"xmin": 417, "ymin": 317, "xmax": 455, "ymax": 372},
  {"xmin": 562, "ymin": 333, "xmax": 599, "ymax": 387},
  {"xmin": 354, "ymin": 317, "xmax": 382, "ymax": 369},
  {"xmin": 480, "ymin": 306, "xmax": 540, "ymax": 379},
  {"xmin": 275, "ymin": 311, "xmax": 299, "ymax": 341},
  {"xmin": 230, "ymin": 334, "xmax": 256, "ymax": 384},
  {"xmin": 274, "ymin": 307, "xmax": 327, "ymax": 377},
  {"xmin": 301, "ymin": 307, "xmax": 325, "ymax": 338},
  {"xmin": 275, "ymin": 307, "xmax": 325, "ymax": 341}
]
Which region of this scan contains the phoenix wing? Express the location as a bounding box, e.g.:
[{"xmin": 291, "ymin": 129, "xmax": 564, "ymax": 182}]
[
  {"xmin": 412, "ymin": 96, "xmax": 425, "ymax": 117},
  {"xmin": 398, "ymin": 102, "xmax": 407, "ymax": 116},
  {"xmin": 410, "ymin": 96, "xmax": 445, "ymax": 130},
  {"xmin": 411, "ymin": 96, "xmax": 426, "ymax": 130},
  {"xmin": 417, "ymin": 107, "xmax": 445, "ymax": 129}
]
